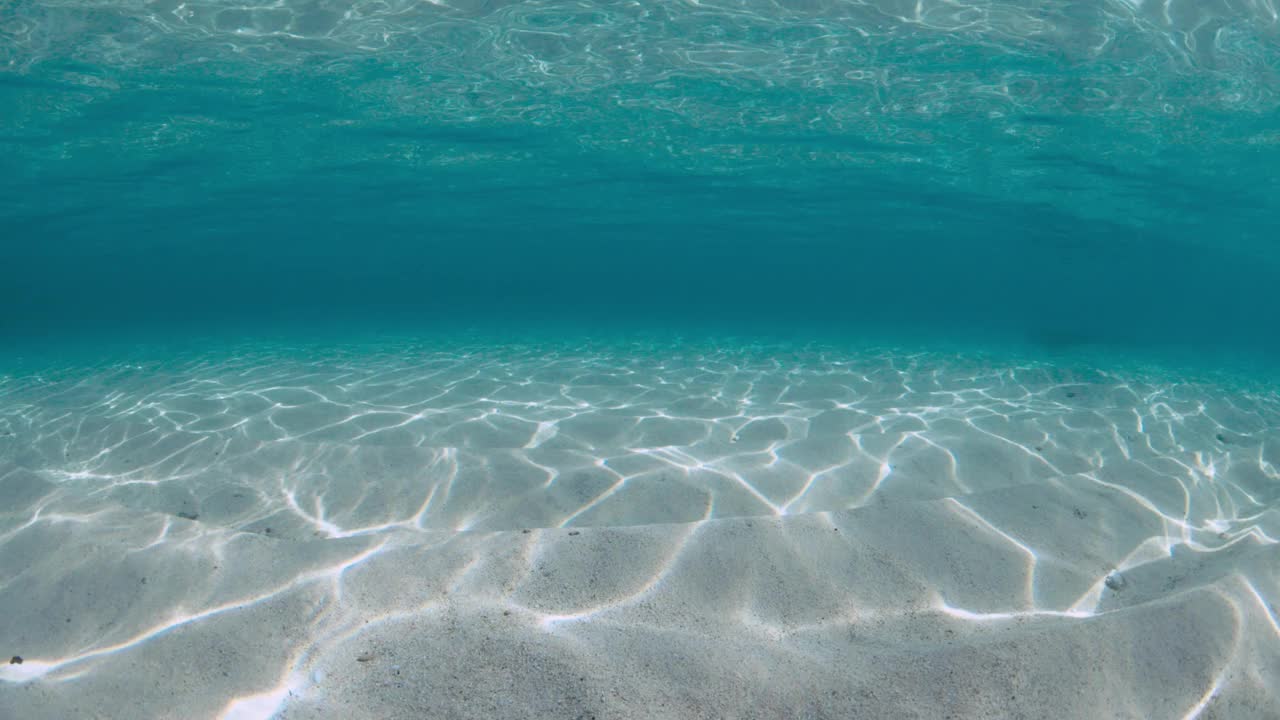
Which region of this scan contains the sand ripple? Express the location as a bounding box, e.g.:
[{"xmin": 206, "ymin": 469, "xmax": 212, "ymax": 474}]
[{"xmin": 1, "ymin": 341, "xmax": 1277, "ymax": 718}]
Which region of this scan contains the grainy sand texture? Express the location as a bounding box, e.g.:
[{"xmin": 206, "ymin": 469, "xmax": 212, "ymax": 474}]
[{"xmin": 1, "ymin": 341, "xmax": 1277, "ymax": 719}]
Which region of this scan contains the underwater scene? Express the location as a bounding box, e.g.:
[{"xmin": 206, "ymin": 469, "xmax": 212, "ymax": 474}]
[{"xmin": 2, "ymin": 0, "xmax": 1279, "ymax": 717}]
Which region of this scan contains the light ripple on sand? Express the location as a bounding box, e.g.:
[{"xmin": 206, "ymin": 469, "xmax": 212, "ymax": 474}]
[{"xmin": 0, "ymin": 342, "xmax": 1277, "ymax": 718}]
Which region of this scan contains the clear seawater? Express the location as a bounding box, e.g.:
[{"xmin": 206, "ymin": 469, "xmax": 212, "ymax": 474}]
[
  {"xmin": 2, "ymin": 2, "xmax": 1280, "ymax": 718},
  {"xmin": 2, "ymin": 0, "xmax": 1278, "ymax": 358}
]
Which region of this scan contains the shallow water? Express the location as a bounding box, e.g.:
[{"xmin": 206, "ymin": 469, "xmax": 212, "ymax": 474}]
[
  {"xmin": 2, "ymin": 1, "xmax": 1279, "ymax": 718},
  {"xmin": 3, "ymin": 0, "xmax": 1280, "ymax": 354}
]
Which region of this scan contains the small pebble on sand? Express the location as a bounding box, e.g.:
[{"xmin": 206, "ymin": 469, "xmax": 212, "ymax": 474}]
[{"xmin": 1104, "ymin": 571, "xmax": 1126, "ymax": 591}]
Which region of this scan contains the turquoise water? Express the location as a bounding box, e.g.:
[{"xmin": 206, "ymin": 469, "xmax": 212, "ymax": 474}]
[
  {"xmin": 3, "ymin": 0, "xmax": 1279, "ymax": 359},
  {"xmin": 4, "ymin": 3, "xmax": 1280, "ymax": 719}
]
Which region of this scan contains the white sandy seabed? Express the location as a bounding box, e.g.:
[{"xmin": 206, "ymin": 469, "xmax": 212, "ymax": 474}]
[{"xmin": 0, "ymin": 340, "xmax": 1277, "ymax": 719}]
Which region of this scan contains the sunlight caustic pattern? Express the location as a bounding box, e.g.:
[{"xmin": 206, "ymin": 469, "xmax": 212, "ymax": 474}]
[{"xmin": 1, "ymin": 340, "xmax": 1278, "ymax": 718}]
